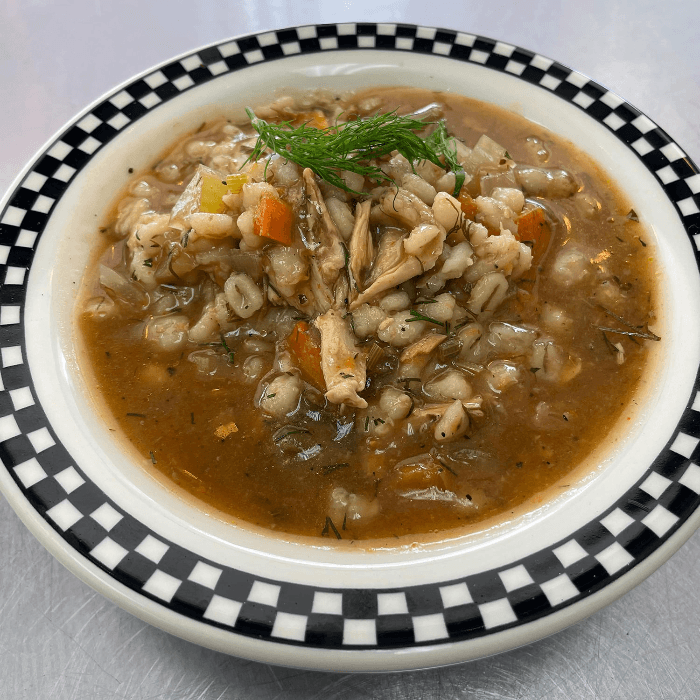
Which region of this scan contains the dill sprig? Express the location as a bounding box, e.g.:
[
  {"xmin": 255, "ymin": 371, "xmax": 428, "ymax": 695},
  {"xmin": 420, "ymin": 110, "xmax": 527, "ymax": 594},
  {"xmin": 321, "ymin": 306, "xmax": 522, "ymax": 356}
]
[
  {"xmin": 405, "ymin": 309, "xmax": 445, "ymax": 328},
  {"xmin": 425, "ymin": 121, "xmax": 466, "ymax": 196},
  {"xmin": 245, "ymin": 108, "xmax": 465, "ymax": 196}
]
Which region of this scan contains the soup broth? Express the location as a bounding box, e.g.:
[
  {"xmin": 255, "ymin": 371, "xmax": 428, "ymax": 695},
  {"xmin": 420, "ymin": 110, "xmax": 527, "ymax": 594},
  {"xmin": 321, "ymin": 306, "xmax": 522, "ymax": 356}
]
[{"xmin": 78, "ymin": 88, "xmax": 659, "ymax": 541}]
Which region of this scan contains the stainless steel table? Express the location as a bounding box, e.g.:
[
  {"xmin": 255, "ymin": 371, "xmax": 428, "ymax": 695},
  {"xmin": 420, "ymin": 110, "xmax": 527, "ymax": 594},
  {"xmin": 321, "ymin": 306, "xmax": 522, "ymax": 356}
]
[{"xmin": 1, "ymin": 2, "xmax": 699, "ymax": 697}]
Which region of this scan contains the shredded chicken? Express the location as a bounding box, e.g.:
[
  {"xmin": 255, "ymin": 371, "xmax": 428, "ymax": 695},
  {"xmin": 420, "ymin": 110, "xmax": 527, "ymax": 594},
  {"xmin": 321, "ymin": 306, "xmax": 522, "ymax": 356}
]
[
  {"xmin": 303, "ymin": 169, "xmax": 346, "ymax": 312},
  {"xmin": 348, "ymin": 199, "xmax": 373, "ymax": 299},
  {"xmin": 314, "ymin": 309, "xmax": 368, "ymax": 408}
]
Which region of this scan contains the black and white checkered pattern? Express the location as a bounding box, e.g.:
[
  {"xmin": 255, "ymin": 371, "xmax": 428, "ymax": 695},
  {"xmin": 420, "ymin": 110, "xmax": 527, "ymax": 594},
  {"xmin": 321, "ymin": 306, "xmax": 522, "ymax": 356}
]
[{"xmin": 1, "ymin": 24, "xmax": 700, "ymax": 651}]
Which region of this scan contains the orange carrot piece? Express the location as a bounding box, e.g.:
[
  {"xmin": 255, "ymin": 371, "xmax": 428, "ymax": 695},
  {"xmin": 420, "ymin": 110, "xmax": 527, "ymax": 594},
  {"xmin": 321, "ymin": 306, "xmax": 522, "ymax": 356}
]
[
  {"xmin": 516, "ymin": 207, "xmax": 550, "ymax": 268},
  {"xmin": 457, "ymin": 191, "xmax": 477, "ymax": 220},
  {"xmin": 254, "ymin": 194, "xmax": 294, "ymax": 246},
  {"xmin": 287, "ymin": 321, "xmax": 325, "ymax": 390},
  {"xmin": 291, "ymin": 110, "xmax": 329, "ymax": 130},
  {"xmin": 516, "ymin": 207, "xmax": 546, "ymax": 242}
]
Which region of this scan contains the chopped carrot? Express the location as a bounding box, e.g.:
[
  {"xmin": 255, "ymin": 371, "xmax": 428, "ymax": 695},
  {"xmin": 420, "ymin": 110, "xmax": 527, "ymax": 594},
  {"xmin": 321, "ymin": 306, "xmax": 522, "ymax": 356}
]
[
  {"xmin": 254, "ymin": 194, "xmax": 294, "ymax": 245},
  {"xmin": 214, "ymin": 422, "xmax": 239, "ymax": 439},
  {"xmin": 225, "ymin": 173, "xmax": 249, "ymax": 193},
  {"xmin": 515, "ymin": 207, "xmax": 550, "ymax": 268},
  {"xmin": 291, "ymin": 110, "xmax": 329, "ymax": 130},
  {"xmin": 516, "ymin": 206, "xmax": 546, "ymax": 242},
  {"xmin": 200, "ymin": 174, "xmax": 229, "ymax": 214},
  {"xmin": 391, "ymin": 460, "xmax": 448, "ymax": 490},
  {"xmin": 287, "ymin": 321, "xmax": 325, "ymax": 390},
  {"xmin": 457, "ymin": 191, "xmax": 477, "ymax": 220}
]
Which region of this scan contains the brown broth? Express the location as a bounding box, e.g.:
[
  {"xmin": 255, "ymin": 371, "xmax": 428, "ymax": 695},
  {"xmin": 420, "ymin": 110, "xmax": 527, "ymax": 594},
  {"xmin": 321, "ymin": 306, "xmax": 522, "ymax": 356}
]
[{"xmin": 78, "ymin": 88, "xmax": 659, "ymax": 541}]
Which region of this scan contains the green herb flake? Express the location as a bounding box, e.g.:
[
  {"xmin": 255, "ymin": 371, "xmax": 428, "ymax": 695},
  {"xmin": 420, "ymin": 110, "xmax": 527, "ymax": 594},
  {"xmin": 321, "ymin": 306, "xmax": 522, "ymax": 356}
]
[
  {"xmin": 321, "ymin": 516, "xmax": 342, "ymax": 540},
  {"xmin": 221, "ymin": 335, "xmax": 235, "ymax": 363},
  {"xmin": 321, "ymin": 462, "xmax": 350, "ymax": 475},
  {"xmin": 596, "ymin": 325, "xmax": 660, "ymax": 341},
  {"xmin": 143, "ymin": 259, "xmax": 153, "ymax": 267},
  {"xmin": 437, "ymin": 458, "xmax": 458, "ymax": 476},
  {"xmin": 405, "ymin": 309, "xmax": 445, "ymax": 327},
  {"xmin": 149, "ymin": 450, "xmax": 157, "ymax": 464},
  {"xmin": 274, "ymin": 428, "xmax": 311, "ymax": 443}
]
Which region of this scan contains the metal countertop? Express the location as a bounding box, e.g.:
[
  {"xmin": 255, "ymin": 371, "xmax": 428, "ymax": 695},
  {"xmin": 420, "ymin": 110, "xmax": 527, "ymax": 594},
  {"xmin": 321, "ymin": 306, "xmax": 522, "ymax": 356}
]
[{"xmin": 1, "ymin": 1, "xmax": 699, "ymax": 697}]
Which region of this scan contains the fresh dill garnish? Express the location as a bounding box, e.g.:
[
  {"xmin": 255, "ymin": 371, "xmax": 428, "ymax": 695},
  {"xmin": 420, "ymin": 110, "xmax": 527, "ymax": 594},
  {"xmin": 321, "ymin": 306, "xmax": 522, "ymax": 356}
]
[
  {"xmin": 245, "ymin": 108, "xmax": 465, "ymax": 196},
  {"xmin": 424, "ymin": 120, "xmax": 466, "ymax": 196},
  {"xmin": 339, "ymin": 372, "xmax": 354, "ymax": 379},
  {"xmin": 143, "ymin": 259, "xmax": 153, "ymax": 267},
  {"xmin": 266, "ymin": 393, "xmax": 276, "ymax": 398},
  {"xmin": 322, "ymin": 516, "xmax": 342, "ymax": 540},
  {"xmin": 149, "ymin": 450, "xmax": 157, "ymax": 464},
  {"xmin": 405, "ymin": 309, "xmax": 445, "ymax": 327},
  {"xmin": 221, "ymin": 335, "xmax": 235, "ymax": 363},
  {"xmin": 373, "ymin": 417, "xmax": 385, "ymax": 425},
  {"xmin": 364, "ymin": 415, "xmax": 370, "ymax": 432}
]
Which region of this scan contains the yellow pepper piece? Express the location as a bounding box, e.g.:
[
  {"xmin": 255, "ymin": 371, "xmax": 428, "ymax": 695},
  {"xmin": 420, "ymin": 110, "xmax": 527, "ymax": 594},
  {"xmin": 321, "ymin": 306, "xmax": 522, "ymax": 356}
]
[
  {"xmin": 200, "ymin": 174, "xmax": 229, "ymax": 214},
  {"xmin": 226, "ymin": 173, "xmax": 249, "ymax": 194}
]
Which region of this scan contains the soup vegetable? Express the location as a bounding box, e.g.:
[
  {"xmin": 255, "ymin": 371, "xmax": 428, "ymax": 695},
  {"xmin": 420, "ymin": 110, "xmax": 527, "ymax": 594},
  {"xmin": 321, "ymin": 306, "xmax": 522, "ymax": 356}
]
[{"xmin": 79, "ymin": 88, "xmax": 659, "ymax": 541}]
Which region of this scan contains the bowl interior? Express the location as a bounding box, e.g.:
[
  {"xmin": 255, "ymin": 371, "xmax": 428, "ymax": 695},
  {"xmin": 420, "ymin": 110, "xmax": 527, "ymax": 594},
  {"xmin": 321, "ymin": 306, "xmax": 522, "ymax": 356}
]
[{"xmin": 21, "ymin": 48, "xmax": 700, "ymax": 589}]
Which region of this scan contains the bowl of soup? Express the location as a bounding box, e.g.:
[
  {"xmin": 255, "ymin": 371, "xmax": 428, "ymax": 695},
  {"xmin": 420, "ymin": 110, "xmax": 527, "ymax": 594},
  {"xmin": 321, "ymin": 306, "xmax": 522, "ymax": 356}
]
[{"xmin": 1, "ymin": 24, "xmax": 699, "ymax": 671}]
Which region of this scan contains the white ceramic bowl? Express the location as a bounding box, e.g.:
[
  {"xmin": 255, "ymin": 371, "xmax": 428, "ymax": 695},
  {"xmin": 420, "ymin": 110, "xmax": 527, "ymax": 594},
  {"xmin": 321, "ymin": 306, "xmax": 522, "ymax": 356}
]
[{"xmin": 1, "ymin": 24, "xmax": 699, "ymax": 672}]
